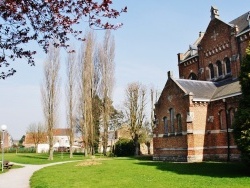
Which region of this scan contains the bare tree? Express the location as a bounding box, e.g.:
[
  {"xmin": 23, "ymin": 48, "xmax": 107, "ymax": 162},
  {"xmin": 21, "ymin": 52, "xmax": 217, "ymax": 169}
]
[
  {"xmin": 41, "ymin": 43, "xmax": 60, "ymax": 160},
  {"xmin": 97, "ymin": 30, "xmax": 115, "ymax": 155},
  {"xmin": 150, "ymin": 87, "xmax": 160, "ymax": 131},
  {"xmin": 65, "ymin": 50, "xmax": 77, "ymax": 158},
  {"xmin": 78, "ymin": 31, "xmax": 95, "ymax": 156},
  {"xmin": 26, "ymin": 122, "xmax": 46, "ymax": 153},
  {"xmin": 124, "ymin": 82, "xmax": 147, "ymax": 156}
]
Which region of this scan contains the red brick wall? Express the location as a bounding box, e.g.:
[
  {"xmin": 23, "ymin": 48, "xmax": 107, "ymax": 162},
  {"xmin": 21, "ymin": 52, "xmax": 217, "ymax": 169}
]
[
  {"xmin": 178, "ymin": 57, "xmax": 199, "ymax": 79},
  {"xmin": 178, "ymin": 19, "xmax": 250, "ymax": 81},
  {"xmin": 153, "ymin": 77, "xmax": 190, "ymax": 161}
]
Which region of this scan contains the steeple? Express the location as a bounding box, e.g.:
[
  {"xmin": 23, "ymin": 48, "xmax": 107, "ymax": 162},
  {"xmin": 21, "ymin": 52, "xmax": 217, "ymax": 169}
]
[{"xmin": 210, "ymin": 6, "xmax": 219, "ymax": 20}]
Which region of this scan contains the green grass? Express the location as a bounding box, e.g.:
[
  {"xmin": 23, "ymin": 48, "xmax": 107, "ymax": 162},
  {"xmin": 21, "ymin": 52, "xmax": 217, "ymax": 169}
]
[
  {"xmin": 3, "ymin": 152, "xmax": 85, "ymax": 164},
  {"xmin": 30, "ymin": 157, "xmax": 250, "ymax": 188}
]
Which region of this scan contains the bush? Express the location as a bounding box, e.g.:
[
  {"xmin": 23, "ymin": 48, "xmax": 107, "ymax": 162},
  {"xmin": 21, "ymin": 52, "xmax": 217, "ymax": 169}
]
[
  {"xmin": 233, "ymin": 42, "xmax": 250, "ymax": 165},
  {"xmin": 114, "ymin": 138, "xmax": 135, "ymax": 157}
]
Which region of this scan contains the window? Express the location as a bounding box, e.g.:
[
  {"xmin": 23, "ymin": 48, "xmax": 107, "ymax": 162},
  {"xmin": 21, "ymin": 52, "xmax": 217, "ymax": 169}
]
[
  {"xmin": 188, "ymin": 73, "xmax": 197, "ymax": 80},
  {"xmin": 224, "ymin": 57, "xmax": 231, "ymax": 74},
  {"xmin": 176, "ymin": 114, "xmax": 182, "ymax": 133},
  {"xmin": 228, "ymin": 108, "xmax": 235, "ymax": 128},
  {"xmin": 216, "ymin": 60, "xmax": 223, "ymax": 76},
  {"xmin": 163, "ymin": 117, "xmax": 168, "ymax": 134},
  {"xmin": 219, "ymin": 110, "xmax": 226, "ymax": 130},
  {"xmin": 209, "ymin": 63, "xmax": 215, "ymax": 79},
  {"xmin": 169, "ymin": 108, "xmax": 175, "ymax": 133}
]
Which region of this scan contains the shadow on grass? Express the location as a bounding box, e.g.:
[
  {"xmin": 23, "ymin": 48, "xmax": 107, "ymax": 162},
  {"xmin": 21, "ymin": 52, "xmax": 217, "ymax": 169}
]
[
  {"xmin": 16, "ymin": 154, "xmax": 48, "ymax": 160},
  {"xmin": 135, "ymin": 159, "xmax": 250, "ymax": 178}
]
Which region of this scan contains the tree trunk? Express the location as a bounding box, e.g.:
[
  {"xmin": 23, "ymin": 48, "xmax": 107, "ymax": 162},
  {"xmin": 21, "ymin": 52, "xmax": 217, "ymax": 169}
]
[{"xmin": 134, "ymin": 134, "xmax": 140, "ymax": 156}]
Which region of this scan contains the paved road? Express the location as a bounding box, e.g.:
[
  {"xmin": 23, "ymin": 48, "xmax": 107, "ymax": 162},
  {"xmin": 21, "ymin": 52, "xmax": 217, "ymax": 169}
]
[{"xmin": 0, "ymin": 161, "xmax": 79, "ymax": 188}]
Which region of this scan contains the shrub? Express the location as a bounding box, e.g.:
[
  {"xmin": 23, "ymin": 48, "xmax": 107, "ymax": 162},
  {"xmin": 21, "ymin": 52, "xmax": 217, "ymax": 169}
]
[{"xmin": 114, "ymin": 138, "xmax": 135, "ymax": 157}]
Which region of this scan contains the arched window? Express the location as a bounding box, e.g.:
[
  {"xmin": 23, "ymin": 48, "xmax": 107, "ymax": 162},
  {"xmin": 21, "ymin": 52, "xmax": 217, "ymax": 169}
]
[
  {"xmin": 209, "ymin": 63, "xmax": 215, "ymax": 79},
  {"xmin": 169, "ymin": 108, "xmax": 175, "ymax": 133},
  {"xmin": 219, "ymin": 110, "xmax": 226, "ymax": 130},
  {"xmin": 216, "ymin": 60, "xmax": 223, "ymax": 76},
  {"xmin": 228, "ymin": 108, "xmax": 235, "ymax": 129},
  {"xmin": 188, "ymin": 73, "xmax": 197, "ymax": 80},
  {"xmin": 163, "ymin": 117, "xmax": 168, "ymax": 134},
  {"xmin": 176, "ymin": 114, "xmax": 182, "ymax": 133},
  {"xmin": 224, "ymin": 57, "xmax": 231, "ymax": 74}
]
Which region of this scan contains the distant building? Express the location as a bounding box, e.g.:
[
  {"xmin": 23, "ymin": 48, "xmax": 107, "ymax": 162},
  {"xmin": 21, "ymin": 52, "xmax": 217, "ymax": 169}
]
[
  {"xmin": 99, "ymin": 125, "xmax": 153, "ymax": 155},
  {"xmin": 153, "ymin": 7, "xmax": 250, "ymax": 162},
  {"xmin": 23, "ymin": 128, "xmax": 82, "ymax": 153},
  {"xmin": 0, "ymin": 131, "xmax": 12, "ymax": 148}
]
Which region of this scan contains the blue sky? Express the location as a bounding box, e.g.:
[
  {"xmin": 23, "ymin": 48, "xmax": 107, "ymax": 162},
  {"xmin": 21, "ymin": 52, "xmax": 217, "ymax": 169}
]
[{"xmin": 1, "ymin": 1, "xmax": 250, "ymax": 140}]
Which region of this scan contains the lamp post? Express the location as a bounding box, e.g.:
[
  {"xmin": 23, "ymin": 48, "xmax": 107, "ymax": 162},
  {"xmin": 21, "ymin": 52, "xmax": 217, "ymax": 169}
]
[{"xmin": 1, "ymin": 124, "xmax": 7, "ymax": 172}]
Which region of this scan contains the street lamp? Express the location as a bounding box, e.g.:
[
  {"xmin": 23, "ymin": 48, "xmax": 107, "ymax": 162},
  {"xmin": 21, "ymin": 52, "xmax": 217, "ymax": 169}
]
[{"xmin": 1, "ymin": 124, "xmax": 7, "ymax": 172}]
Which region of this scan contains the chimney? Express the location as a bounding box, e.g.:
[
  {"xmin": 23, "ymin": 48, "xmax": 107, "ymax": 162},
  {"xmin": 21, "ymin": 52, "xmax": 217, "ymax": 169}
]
[
  {"xmin": 177, "ymin": 53, "xmax": 184, "ymax": 63},
  {"xmin": 199, "ymin": 31, "xmax": 204, "ymax": 37},
  {"xmin": 210, "ymin": 6, "xmax": 219, "ymax": 20},
  {"xmin": 168, "ymin": 71, "xmax": 173, "ymax": 79}
]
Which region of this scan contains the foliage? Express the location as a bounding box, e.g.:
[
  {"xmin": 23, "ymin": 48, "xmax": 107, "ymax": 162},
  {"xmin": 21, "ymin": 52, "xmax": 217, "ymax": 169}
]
[
  {"xmin": 233, "ymin": 42, "xmax": 250, "ymax": 165},
  {"xmin": 92, "ymin": 95, "xmax": 102, "ymax": 153},
  {"xmin": 7, "ymin": 147, "xmax": 36, "ymax": 153},
  {"xmin": 114, "ymin": 138, "xmax": 135, "ymax": 157},
  {"xmin": 19, "ymin": 135, "xmax": 25, "ymax": 146},
  {"xmin": 30, "ymin": 158, "xmax": 250, "ymax": 188},
  {"xmin": 0, "ymin": 0, "xmax": 126, "ymax": 79}
]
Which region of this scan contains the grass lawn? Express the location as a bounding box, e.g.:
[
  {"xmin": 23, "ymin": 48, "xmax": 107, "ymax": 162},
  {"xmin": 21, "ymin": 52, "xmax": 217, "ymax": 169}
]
[
  {"xmin": 30, "ymin": 157, "xmax": 250, "ymax": 188},
  {"xmin": 3, "ymin": 152, "xmax": 85, "ymax": 164},
  {"xmin": 0, "ymin": 152, "xmax": 85, "ymax": 174}
]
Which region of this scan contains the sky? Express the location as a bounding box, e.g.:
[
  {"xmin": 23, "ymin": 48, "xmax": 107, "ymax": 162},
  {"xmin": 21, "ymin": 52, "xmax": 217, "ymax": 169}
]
[{"xmin": 1, "ymin": 0, "xmax": 250, "ymax": 140}]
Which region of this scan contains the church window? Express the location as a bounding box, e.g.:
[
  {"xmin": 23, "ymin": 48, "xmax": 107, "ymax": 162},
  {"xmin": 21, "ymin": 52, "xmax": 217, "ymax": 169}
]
[
  {"xmin": 188, "ymin": 73, "xmax": 197, "ymax": 80},
  {"xmin": 228, "ymin": 108, "xmax": 235, "ymax": 128},
  {"xmin": 169, "ymin": 108, "xmax": 175, "ymax": 133},
  {"xmin": 163, "ymin": 117, "xmax": 168, "ymax": 134},
  {"xmin": 219, "ymin": 110, "xmax": 226, "ymax": 130},
  {"xmin": 176, "ymin": 114, "xmax": 182, "ymax": 133},
  {"xmin": 224, "ymin": 57, "xmax": 231, "ymax": 74},
  {"xmin": 209, "ymin": 63, "xmax": 215, "ymax": 79},
  {"xmin": 216, "ymin": 60, "xmax": 223, "ymax": 76}
]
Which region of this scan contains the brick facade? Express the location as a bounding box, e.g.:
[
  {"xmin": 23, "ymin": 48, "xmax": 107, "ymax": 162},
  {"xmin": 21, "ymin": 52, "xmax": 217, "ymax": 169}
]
[{"xmin": 153, "ymin": 7, "xmax": 250, "ymax": 162}]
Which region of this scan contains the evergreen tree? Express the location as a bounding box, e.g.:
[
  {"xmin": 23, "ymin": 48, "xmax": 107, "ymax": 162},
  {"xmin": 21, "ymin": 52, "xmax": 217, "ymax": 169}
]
[{"xmin": 233, "ymin": 42, "xmax": 250, "ymax": 164}]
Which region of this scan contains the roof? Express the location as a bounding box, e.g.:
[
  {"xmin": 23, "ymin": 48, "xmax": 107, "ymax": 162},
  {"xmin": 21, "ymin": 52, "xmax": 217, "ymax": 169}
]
[
  {"xmin": 175, "ymin": 79, "xmax": 216, "ymax": 101},
  {"xmin": 181, "ymin": 32, "xmax": 204, "ymax": 61},
  {"xmin": 212, "ymin": 79, "xmax": 241, "ymax": 100},
  {"xmin": 53, "ymin": 128, "xmax": 70, "ymax": 136},
  {"xmin": 173, "ymin": 78, "xmax": 241, "ymax": 101},
  {"xmin": 230, "ymin": 11, "xmax": 250, "ymax": 34}
]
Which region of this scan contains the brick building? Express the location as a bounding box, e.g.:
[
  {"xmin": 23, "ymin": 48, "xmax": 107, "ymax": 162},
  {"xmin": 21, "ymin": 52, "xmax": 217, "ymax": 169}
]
[{"xmin": 153, "ymin": 7, "xmax": 250, "ymax": 162}]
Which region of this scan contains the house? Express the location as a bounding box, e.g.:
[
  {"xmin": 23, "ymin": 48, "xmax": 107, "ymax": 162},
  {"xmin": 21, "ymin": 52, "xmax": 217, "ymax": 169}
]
[
  {"xmin": 0, "ymin": 131, "xmax": 13, "ymax": 148},
  {"xmin": 99, "ymin": 125, "xmax": 153, "ymax": 155},
  {"xmin": 153, "ymin": 6, "xmax": 250, "ymax": 162},
  {"xmin": 23, "ymin": 128, "xmax": 81, "ymax": 153}
]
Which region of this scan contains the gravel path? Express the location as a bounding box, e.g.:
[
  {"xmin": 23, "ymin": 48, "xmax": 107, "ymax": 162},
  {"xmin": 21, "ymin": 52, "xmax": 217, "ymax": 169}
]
[{"xmin": 0, "ymin": 161, "xmax": 79, "ymax": 188}]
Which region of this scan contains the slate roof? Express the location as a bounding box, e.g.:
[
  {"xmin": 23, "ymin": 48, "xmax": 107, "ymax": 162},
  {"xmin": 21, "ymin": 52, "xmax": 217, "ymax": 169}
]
[
  {"xmin": 230, "ymin": 11, "xmax": 250, "ymax": 34},
  {"xmin": 174, "ymin": 78, "xmax": 241, "ymax": 101}
]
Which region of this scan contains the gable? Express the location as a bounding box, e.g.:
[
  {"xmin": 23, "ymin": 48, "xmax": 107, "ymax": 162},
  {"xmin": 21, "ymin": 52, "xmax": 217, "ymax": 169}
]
[
  {"xmin": 200, "ymin": 18, "xmax": 232, "ymax": 51},
  {"xmin": 156, "ymin": 76, "xmax": 189, "ymax": 113}
]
